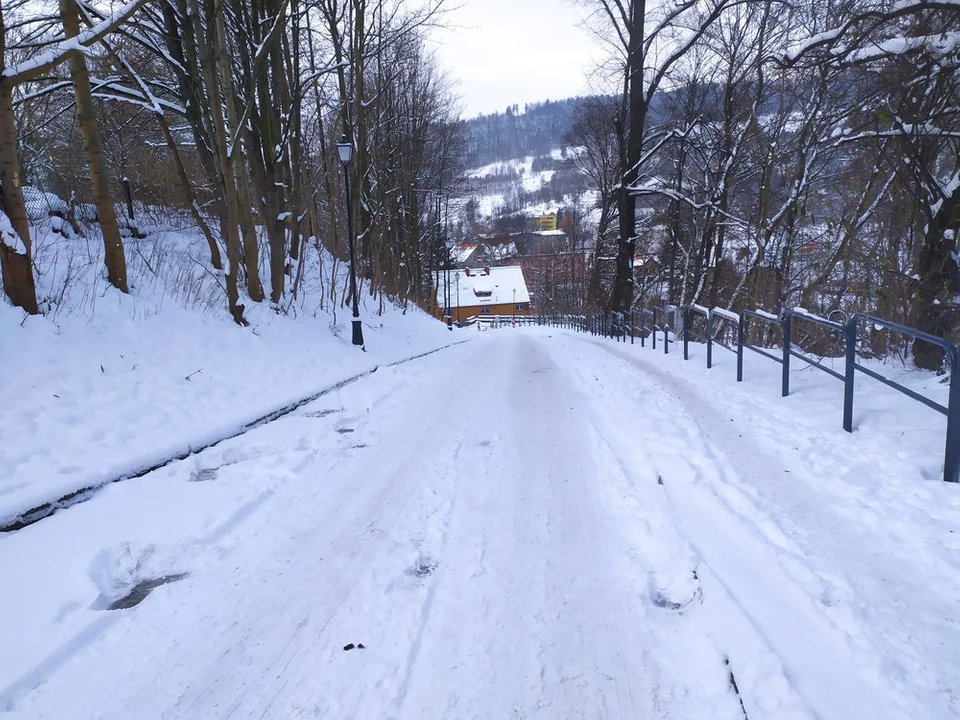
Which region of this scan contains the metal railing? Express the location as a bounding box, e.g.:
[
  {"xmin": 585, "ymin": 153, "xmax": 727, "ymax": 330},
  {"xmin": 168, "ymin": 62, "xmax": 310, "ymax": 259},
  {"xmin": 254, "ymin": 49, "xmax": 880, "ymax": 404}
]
[
  {"xmin": 638, "ymin": 308, "xmax": 656, "ymax": 348},
  {"xmin": 738, "ymin": 309, "xmax": 788, "ymax": 395},
  {"xmin": 683, "ymin": 305, "xmax": 709, "ymax": 362},
  {"xmin": 844, "ymin": 314, "xmax": 960, "ymax": 481},
  {"xmin": 532, "ymin": 305, "xmax": 960, "ymax": 483},
  {"xmin": 653, "ymin": 305, "xmax": 678, "ymax": 354}
]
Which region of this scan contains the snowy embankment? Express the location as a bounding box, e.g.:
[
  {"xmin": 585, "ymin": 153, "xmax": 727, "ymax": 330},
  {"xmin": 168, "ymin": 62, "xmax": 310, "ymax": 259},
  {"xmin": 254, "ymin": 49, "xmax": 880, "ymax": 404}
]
[{"xmin": 0, "ymin": 221, "xmax": 456, "ymax": 530}]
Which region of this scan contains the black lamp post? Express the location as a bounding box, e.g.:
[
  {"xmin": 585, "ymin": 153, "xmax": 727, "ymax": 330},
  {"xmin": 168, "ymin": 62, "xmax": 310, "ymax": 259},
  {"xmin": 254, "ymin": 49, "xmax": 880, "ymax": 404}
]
[{"xmin": 337, "ymin": 134, "xmax": 364, "ymax": 347}]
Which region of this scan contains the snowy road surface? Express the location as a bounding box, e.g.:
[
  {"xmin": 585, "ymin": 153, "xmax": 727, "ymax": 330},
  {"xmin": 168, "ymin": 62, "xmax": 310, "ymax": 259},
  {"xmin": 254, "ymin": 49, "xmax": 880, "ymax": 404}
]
[{"xmin": 3, "ymin": 330, "xmax": 959, "ymax": 718}]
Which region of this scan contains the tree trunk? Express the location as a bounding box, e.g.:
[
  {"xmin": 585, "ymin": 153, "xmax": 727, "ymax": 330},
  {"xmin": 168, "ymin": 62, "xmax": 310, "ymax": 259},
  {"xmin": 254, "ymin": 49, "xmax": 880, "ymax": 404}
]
[
  {"xmin": 199, "ymin": 0, "xmax": 244, "ymax": 324},
  {"xmin": 215, "ymin": 0, "xmax": 263, "ymax": 302},
  {"xmin": 913, "ymin": 183, "xmax": 960, "ymax": 369},
  {"xmin": 0, "ymin": 80, "xmax": 38, "ymax": 314},
  {"xmin": 164, "ymin": 0, "xmax": 221, "ymax": 214},
  {"xmin": 60, "ymin": 0, "xmax": 128, "ymax": 293},
  {"xmin": 158, "ymin": 115, "xmax": 222, "ymax": 270},
  {"xmin": 611, "ymin": 0, "xmax": 647, "ymax": 313},
  {"xmin": 0, "ymin": 243, "xmax": 38, "ymax": 314}
]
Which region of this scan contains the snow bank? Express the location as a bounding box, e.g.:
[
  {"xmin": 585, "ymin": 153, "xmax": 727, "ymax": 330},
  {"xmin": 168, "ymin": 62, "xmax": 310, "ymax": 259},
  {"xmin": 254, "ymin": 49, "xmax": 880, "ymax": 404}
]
[{"xmin": 0, "ymin": 222, "xmax": 457, "ymax": 528}]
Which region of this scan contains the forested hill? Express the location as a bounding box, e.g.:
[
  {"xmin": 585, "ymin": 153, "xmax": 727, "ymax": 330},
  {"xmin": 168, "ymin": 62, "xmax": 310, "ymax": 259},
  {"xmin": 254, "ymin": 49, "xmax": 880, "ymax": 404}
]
[
  {"xmin": 462, "ymin": 94, "xmax": 677, "ymax": 168},
  {"xmin": 463, "ymin": 99, "xmax": 580, "ymax": 167}
]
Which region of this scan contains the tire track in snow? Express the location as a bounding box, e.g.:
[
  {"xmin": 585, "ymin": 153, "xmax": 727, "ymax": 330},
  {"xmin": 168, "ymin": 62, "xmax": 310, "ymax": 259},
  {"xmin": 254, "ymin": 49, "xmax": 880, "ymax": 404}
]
[
  {"xmin": 565, "ymin": 335, "xmax": 926, "ymax": 720},
  {"xmin": 389, "ymin": 445, "xmax": 461, "ymax": 719},
  {"xmin": 500, "ymin": 335, "xmax": 741, "ymax": 719},
  {"xmin": 541, "ymin": 335, "xmax": 811, "ymax": 719}
]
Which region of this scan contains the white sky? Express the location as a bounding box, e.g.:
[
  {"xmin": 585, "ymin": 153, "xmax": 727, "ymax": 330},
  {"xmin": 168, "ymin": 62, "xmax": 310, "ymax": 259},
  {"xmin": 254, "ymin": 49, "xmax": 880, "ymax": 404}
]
[{"xmin": 426, "ymin": 0, "xmax": 600, "ymax": 118}]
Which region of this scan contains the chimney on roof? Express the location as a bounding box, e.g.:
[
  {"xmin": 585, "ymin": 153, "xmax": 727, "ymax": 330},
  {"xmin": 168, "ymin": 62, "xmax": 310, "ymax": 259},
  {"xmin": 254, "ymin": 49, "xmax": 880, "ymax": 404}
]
[
  {"xmin": 483, "ymin": 266, "xmax": 490, "ymax": 275},
  {"xmin": 465, "ymin": 268, "xmax": 471, "ymax": 277}
]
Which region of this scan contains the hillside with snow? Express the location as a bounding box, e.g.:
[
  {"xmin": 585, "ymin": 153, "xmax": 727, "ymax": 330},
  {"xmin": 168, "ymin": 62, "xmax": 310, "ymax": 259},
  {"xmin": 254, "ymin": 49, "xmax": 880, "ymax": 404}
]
[{"xmin": 0, "ymin": 210, "xmax": 454, "ymax": 531}]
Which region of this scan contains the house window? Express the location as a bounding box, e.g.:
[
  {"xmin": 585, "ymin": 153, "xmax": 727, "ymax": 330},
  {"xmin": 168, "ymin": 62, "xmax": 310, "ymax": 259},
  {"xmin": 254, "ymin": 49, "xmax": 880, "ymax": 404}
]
[
  {"xmin": 481, "ymin": 307, "xmax": 491, "ymax": 314},
  {"xmin": 515, "ymin": 304, "xmax": 526, "ymax": 312}
]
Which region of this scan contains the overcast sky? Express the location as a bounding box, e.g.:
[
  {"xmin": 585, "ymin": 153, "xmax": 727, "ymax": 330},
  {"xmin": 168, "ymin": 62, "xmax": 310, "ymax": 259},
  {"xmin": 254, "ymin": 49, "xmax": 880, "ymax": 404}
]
[{"xmin": 425, "ymin": 0, "xmax": 600, "ymax": 118}]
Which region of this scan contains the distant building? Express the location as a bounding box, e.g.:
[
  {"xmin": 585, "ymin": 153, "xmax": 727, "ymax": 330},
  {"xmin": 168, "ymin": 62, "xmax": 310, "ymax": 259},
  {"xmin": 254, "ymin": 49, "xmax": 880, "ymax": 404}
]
[
  {"xmin": 513, "ymin": 230, "xmax": 569, "ymax": 256},
  {"xmin": 451, "ymin": 241, "xmax": 488, "ymax": 268},
  {"xmin": 538, "ymin": 214, "xmax": 557, "ymax": 231},
  {"xmin": 434, "ymin": 266, "xmax": 531, "ymax": 322},
  {"xmin": 447, "ymin": 231, "xmax": 585, "ymax": 313}
]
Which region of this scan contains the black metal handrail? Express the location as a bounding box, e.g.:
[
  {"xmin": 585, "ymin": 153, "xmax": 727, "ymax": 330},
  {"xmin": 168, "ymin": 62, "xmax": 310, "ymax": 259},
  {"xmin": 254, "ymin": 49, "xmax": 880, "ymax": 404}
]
[
  {"xmin": 638, "ymin": 308, "xmax": 656, "ymax": 348},
  {"xmin": 846, "ymin": 313, "xmax": 960, "ymax": 483},
  {"xmin": 653, "ymin": 305, "xmax": 678, "ymax": 354},
  {"xmin": 683, "ymin": 305, "xmax": 710, "ymax": 362},
  {"xmin": 784, "ymin": 309, "xmax": 848, "ymax": 384},
  {"xmin": 708, "ymin": 307, "xmax": 740, "ymax": 368},
  {"xmin": 534, "ymin": 304, "xmax": 960, "ymax": 482},
  {"xmin": 738, "ymin": 310, "xmax": 788, "ymax": 395}
]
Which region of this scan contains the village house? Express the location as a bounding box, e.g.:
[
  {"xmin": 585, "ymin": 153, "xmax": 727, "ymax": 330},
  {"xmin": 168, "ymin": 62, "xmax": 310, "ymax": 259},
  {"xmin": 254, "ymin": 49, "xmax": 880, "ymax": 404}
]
[
  {"xmin": 448, "ymin": 229, "xmax": 590, "ymax": 313},
  {"xmin": 450, "ymin": 241, "xmax": 488, "ymax": 268},
  {"xmin": 433, "ymin": 266, "xmax": 531, "ymax": 323}
]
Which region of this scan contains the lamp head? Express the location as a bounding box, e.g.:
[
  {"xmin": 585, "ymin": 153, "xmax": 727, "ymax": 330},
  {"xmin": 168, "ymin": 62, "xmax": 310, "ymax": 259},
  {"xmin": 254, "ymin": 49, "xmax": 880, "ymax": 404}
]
[{"xmin": 337, "ymin": 135, "xmax": 353, "ymax": 165}]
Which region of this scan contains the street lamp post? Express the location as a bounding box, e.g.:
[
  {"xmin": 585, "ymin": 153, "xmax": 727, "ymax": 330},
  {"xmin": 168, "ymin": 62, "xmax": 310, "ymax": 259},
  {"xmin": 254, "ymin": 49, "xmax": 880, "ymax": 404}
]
[
  {"xmin": 337, "ymin": 135, "xmax": 364, "ymax": 347},
  {"xmin": 446, "ymin": 261, "xmax": 453, "ymax": 331}
]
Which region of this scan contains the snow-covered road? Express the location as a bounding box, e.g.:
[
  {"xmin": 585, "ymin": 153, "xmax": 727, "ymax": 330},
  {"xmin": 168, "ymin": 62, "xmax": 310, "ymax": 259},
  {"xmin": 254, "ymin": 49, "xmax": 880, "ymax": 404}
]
[{"xmin": 3, "ymin": 330, "xmax": 958, "ymax": 718}]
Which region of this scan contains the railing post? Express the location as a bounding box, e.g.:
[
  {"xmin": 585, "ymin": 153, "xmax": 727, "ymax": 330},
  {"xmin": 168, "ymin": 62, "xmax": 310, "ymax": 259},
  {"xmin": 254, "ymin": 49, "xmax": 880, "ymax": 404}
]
[
  {"xmin": 664, "ymin": 309, "xmax": 669, "ymax": 355},
  {"xmin": 737, "ymin": 313, "xmax": 745, "ymax": 382},
  {"xmin": 652, "ymin": 308, "xmax": 658, "ymax": 350},
  {"xmin": 781, "ymin": 311, "xmax": 792, "ymax": 397},
  {"xmin": 683, "ymin": 307, "xmax": 690, "ymax": 360},
  {"xmin": 706, "ymin": 312, "xmax": 713, "ymax": 369},
  {"xmin": 945, "ymin": 347, "xmax": 960, "ymax": 483},
  {"xmin": 123, "ymin": 177, "xmax": 135, "ymax": 221},
  {"xmin": 843, "ymin": 318, "xmax": 857, "ymax": 432}
]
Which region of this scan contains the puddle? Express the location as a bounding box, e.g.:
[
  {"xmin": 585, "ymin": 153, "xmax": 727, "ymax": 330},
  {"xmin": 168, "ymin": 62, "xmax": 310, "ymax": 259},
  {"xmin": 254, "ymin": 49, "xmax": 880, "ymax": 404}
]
[
  {"xmin": 337, "ymin": 428, "xmax": 355, "ymax": 434},
  {"xmin": 105, "ymin": 573, "xmax": 189, "ymax": 610},
  {"xmin": 352, "ymin": 443, "xmax": 368, "ymax": 449}
]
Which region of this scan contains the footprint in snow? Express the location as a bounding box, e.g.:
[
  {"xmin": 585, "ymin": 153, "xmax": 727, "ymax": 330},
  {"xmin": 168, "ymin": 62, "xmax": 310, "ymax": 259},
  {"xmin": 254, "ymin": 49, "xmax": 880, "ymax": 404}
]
[{"xmin": 406, "ymin": 556, "xmax": 439, "ymax": 578}]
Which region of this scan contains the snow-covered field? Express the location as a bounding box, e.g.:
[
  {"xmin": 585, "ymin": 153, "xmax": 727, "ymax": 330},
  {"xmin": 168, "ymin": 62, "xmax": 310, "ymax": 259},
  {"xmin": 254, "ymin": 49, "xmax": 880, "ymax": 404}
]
[{"xmin": 2, "ymin": 326, "xmax": 958, "ymax": 718}]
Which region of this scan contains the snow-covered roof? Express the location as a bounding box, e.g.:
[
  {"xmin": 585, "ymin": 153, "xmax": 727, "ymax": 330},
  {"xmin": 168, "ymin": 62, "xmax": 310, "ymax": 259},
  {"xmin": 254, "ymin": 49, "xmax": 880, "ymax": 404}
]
[
  {"xmin": 436, "ymin": 266, "xmax": 530, "ymax": 308},
  {"xmin": 452, "ymin": 242, "xmax": 480, "ymax": 264}
]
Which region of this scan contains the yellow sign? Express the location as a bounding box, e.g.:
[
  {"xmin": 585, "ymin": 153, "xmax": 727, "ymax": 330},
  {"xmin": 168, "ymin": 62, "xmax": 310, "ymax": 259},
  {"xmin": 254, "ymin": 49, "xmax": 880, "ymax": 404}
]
[{"xmin": 538, "ymin": 214, "xmax": 557, "ymax": 231}]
